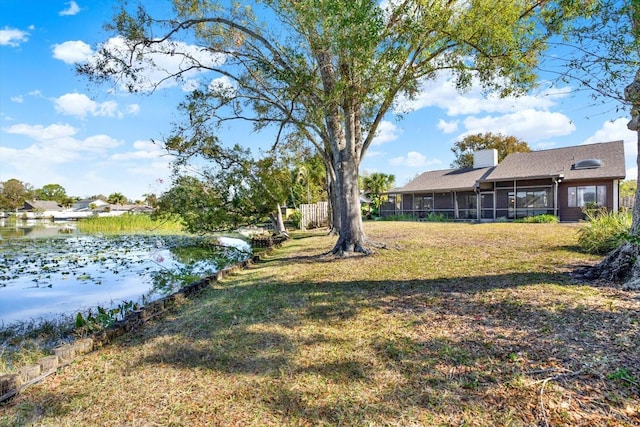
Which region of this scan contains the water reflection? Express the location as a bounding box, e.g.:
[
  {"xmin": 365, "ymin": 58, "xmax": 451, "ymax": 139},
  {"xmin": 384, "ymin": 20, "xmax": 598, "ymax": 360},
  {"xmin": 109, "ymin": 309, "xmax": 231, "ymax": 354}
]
[{"xmin": 0, "ymin": 221, "xmax": 250, "ymax": 325}]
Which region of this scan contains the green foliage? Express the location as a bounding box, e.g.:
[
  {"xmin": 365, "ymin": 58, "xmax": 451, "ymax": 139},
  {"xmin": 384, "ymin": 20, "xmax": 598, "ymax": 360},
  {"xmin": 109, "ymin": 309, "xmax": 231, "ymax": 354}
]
[
  {"xmin": 514, "ymin": 214, "xmax": 559, "ymax": 223},
  {"xmin": 577, "ymin": 208, "xmax": 632, "ymax": 254},
  {"xmin": 379, "ymin": 213, "xmax": 448, "ymax": 222},
  {"xmin": 607, "ymin": 367, "xmax": 638, "ymax": 386},
  {"xmin": 78, "ymin": 214, "xmax": 184, "ymax": 234},
  {"xmin": 620, "ymin": 180, "xmax": 637, "ymax": 199},
  {"xmin": 107, "ymin": 192, "xmax": 128, "ymax": 205},
  {"xmin": 74, "ymin": 301, "xmax": 139, "ymax": 333},
  {"xmin": 0, "ymin": 179, "xmax": 34, "ymax": 211},
  {"xmin": 422, "ymin": 213, "xmax": 448, "ymax": 222},
  {"xmin": 451, "ymin": 133, "xmax": 530, "ymax": 168},
  {"xmin": 378, "ymin": 214, "xmax": 417, "ymax": 221},
  {"xmin": 361, "ymin": 172, "xmax": 395, "ymax": 216},
  {"xmin": 289, "ymin": 210, "xmax": 302, "ymax": 229},
  {"xmin": 290, "ymin": 153, "xmax": 327, "ymax": 206},
  {"xmin": 35, "ymin": 184, "xmax": 68, "ymax": 204}
]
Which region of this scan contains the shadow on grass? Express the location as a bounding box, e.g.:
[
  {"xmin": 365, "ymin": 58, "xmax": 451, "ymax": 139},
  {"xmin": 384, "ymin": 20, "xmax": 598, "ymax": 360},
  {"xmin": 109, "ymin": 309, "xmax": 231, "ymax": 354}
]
[
  {"xmin": 119, "ymin": 271, "xmax": 639, "ymax": 425},
  {"xmin": 4, "ymin": 270, "xmax": 638, "ymax": 426}
]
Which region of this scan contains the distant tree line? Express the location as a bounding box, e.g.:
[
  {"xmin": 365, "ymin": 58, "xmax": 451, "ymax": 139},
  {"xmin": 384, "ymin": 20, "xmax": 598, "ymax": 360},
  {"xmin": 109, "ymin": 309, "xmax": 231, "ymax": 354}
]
[{"xmin": 0, "ymin": 178, "xmax": 157, "ymax": 212}]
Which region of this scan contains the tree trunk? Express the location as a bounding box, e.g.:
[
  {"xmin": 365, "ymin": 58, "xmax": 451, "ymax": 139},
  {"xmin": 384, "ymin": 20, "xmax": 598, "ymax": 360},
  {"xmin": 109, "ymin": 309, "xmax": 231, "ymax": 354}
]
[
  {"xmin": 327, "ymin": 170, "xmax": 340, "ymax": 235},
  {"xmin": 330, "ymin": 151, "xmax": 369, "ymax": 255},
  {"xmin": 581, "ymin": 71, "xmax": 640, "ymax": 290},
  {"xmin": 269, "ymin": 203, "xmax": 287, "ymax": 235}
]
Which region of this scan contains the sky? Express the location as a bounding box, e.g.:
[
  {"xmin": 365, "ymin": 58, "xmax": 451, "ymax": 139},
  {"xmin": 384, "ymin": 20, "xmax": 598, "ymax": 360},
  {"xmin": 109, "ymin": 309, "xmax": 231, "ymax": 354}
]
[{"xmin": 0, "ymin": 1, "xmax": 637, "ymax": 202}]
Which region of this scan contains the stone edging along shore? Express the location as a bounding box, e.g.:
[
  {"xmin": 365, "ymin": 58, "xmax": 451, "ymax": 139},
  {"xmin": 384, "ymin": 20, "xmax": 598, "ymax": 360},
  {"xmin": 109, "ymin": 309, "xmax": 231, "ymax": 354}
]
[{"xmin": 0, "ymin": 249, "xmax": 270, "ymax": 404}]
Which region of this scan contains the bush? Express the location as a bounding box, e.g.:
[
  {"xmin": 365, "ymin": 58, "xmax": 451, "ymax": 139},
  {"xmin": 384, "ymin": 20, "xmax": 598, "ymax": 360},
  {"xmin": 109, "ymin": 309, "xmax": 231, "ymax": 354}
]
[
  {"xmin": 379, "ymin": 214, "xmax": 416, "ymax": 221},
  {"xmin": 577, "ymin": 209, "xmax": 632, "ymax": 254},
  {"xmin": 514, "ymin": 214, "xmax": 559, "ymax": 223},
  {"xmin": 289, "ymin": 211, "xmax": 302, "ymax": 229}
]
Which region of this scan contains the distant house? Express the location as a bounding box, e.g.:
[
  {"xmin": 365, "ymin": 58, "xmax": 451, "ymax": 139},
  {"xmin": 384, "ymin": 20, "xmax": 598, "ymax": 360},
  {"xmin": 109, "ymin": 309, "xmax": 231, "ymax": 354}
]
[
  {"xmin": 18, "ymin": 200, "xmax": 65, "ymax": 218},
  {"xmin": 72, "ymin": 198, "xmax": 109, "ymax": 212},
  {"xmin": 382, "ymin": 140, "xmax": 626, "ymax": 222}
]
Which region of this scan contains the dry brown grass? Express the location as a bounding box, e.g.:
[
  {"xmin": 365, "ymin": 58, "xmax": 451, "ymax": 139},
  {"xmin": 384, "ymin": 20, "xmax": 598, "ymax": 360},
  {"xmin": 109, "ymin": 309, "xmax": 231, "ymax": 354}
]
[{"xmin": 1, "ymin": 222, "xmax": 639, "ymax": 426}]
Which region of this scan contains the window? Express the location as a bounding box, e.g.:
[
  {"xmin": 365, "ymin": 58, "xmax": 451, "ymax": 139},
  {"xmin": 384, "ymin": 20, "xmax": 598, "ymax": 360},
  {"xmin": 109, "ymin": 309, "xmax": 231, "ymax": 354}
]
[
  {"xmin": 414, "ymin": 195, "xmax": 433, "ymax": 210},
  {"xmin": 516, "ymin": 189, "xmax": 552, "ymax": 208},
  {"xmin": 567, "ymin": 185, "xmax": 606, "ymax": 207}
]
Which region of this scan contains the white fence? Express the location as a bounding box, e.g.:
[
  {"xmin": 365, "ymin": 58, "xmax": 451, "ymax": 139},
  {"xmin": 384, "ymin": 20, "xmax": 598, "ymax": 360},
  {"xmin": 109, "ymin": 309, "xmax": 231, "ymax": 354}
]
[{"xmin": 299, "ymin": 202, "xmax": 329, "ymax": 230}]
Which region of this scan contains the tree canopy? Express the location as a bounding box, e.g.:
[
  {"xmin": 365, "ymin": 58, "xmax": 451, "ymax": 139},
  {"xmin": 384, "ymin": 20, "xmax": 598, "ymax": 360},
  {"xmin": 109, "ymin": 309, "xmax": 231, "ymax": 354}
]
[
  {"xmin": 35, "ymin": 184, "xmax": 68, "ymax": 203},
  {"xmin": 450, "ymin": 132, "xmax": 531, "ymax": 168},
  {"xmin": 80, "ymin": 0, "xmax": 592, "ymax": 254},
  {"xmin": 0, "ymin": 179, "xmax": 34, "ymax": 211}
]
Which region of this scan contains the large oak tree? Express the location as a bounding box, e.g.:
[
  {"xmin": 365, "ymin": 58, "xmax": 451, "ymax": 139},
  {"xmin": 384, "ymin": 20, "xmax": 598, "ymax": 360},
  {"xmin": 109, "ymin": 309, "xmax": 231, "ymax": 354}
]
[
  {"xmin": 80, "ymin": 0, "xmax": 589, "ymax": 255},
  {"xmin": 542, "ymin": 0, "xmax": 640, "ymax": 289}
]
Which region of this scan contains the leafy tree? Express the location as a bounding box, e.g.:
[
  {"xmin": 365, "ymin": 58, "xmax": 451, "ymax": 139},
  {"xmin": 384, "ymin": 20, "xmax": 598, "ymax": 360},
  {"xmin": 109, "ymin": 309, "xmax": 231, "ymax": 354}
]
[
  {"xmin": 35, "ymin": 184, "xmax": 68, "ymax": 203},
  {"xmin": 107, "ymin": 192, "xmax": 128, "ymax": 205},
  {"xmin": 157, "ymin": 144, "xmax": 292, "ymax": 234},
  {"xmin": 547, "ymin": 1, "xmax": 640, "ymax": 289},
  {"xmin": 290, "ymin": 152, "xmax": 327, "ymax": 207},
  {"xmin": 620, "ymin": 180, "xmax": 637, "ymax": 199},
  {"xmin": 143, "ymin": 193, "xmax": 159, "ymax": 208},
  {"xmin": 450, "ymin": 133, "xmax": 531, "ymax": 168},
  {"xmin": 79, "ymin": 0, "xmax": 590, "ymax": 255},
  {"xmin": 361, "ymin": 172, "xmax": 395, "ymax": 217},
  {"xmin": 0, "ymin": 179, "xmax": 34, "ymax": 212}
]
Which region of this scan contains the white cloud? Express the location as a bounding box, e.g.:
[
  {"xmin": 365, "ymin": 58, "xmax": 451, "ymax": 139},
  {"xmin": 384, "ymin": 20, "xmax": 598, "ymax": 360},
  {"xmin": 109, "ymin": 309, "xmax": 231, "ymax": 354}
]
[
  {"xmin": 582, "ymin": 117, "xmax": 636, "ymax": 157},
  {"xmin": 390, "ymin": 151, "xmax": 442, "ymax": 168},
  {"xmin": 111, "ymin": 139, "xmax": 165, "ymax": 160},
  {"xmin": 460, "ymin": 109, "xmax": 575, "ymax": 142},
  {"xmin": 54, "ymin": 93, "xmax": 124, "ymax": 119},
  {"xmin": 1, "ymin": 123, "xmax": 123, "ymax": 175},
  {"xmin": 437, "ymin": 119, "xmax": 458, "ymax": 134},
  {"xmin": 0, "ymin": 27, "xmax": 29, "ymax": 47},
  {"xmin": 52, "ymin": 40, "xmax": 93, "ymax": 64},
  {"xmin": 4, "ymin": 123, "xmax": 77, "ymax": 140},
  {"xmin": 11, "ymin": 96, "xmax": 23, "ymax": 103},
  {"xmin": 86, "ymin": 36, "xmax": 227, "ymax": 93},
  {"xmin": 127, "ymin": 104, "xmax": 140, "ymax": 115},
  {"xmin": 581, "ymin": 117, "xmax": 637, "ymax": 180},
  {"xmin": 59, "ymin": 1, "xmax": 81, "ymax": 16},
  {"xmin": 396, "ymin": 72, "xmax": 571, "ymax": 117},
  {"xmin": 372, "ymin": 121, "xmax": 402, "ymax": 146}
]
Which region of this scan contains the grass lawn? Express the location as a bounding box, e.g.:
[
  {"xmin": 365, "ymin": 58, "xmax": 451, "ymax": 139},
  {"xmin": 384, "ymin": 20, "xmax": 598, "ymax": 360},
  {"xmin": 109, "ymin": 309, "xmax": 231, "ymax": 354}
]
[{"xmin": 1, "ymin": 222, "xmax": 639, "ymax": 426}]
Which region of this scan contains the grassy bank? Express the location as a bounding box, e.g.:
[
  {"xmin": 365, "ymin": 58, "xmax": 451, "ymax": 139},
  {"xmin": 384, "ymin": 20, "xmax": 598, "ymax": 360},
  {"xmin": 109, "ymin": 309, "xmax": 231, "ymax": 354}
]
[
  {"xmin": 1, "ymin": 222, "xmax": 638, "ymax": 426},
  {"xmin": 77, "ymin": 214, "xmax": 184, "ymax": 234}
]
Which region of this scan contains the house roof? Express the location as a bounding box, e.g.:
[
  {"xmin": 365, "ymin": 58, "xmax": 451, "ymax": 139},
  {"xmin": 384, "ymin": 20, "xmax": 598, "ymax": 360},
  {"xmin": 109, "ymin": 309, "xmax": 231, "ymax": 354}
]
[
  {"xmin": 483, "ymin": 140, "xmax": 626, "ymax": 182},
  {"xmin": 22, "ymin": 200, "xmax": 63, "ymax": 211},
  {"xmin": 393, "ymin": 141, "xmax": 626, "ymax": 194},
  {"xmin": 393, "ymin": 167, "xmax": 494, "ymax": 193}
]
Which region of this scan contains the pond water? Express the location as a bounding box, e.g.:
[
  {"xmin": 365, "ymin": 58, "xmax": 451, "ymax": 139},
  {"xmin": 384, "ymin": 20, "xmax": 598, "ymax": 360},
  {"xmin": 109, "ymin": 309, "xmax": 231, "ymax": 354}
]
[{"xmin": 0, "ymin": 220, "xmax": 251, "ymax": 326}]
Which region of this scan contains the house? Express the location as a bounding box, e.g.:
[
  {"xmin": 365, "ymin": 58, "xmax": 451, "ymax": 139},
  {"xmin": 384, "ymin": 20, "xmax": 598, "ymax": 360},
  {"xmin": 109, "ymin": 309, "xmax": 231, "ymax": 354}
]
[
  {"xmin": 72, "ymin": 198, "xmax": 110, "ymax": 212},
  {"xmin": 382, "ymin": 140, "xmax": 626, "ymax": 222},
  {"xmin": 18, "ymin": 200, "xmax": 65, "ymax": 218}
]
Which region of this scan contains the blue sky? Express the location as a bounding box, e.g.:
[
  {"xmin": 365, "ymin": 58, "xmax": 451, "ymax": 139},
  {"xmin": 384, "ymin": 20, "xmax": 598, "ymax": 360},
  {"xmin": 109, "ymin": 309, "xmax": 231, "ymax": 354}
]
[{"xmin": 1, "ymin": 1, "xmax": 637, "ymax": 201}]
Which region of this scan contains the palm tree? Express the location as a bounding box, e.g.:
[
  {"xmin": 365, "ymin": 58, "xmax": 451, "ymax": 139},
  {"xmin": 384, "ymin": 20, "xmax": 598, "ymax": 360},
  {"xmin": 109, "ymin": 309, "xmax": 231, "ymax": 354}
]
[
  {"xmin": 361, "ymin": 173, "xmax": 395, "ymax": 216},
  {"xmin": 107, "ymin": 192, "xmax": 127, "ymax": 205}
]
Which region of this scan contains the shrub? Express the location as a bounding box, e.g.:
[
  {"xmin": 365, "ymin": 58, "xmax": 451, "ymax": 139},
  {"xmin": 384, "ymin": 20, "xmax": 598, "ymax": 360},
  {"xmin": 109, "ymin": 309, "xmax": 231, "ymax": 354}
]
[
  {"xmin": 378, "ymin": 214, "xmax": 416, "ymax": 221},
  {"xmin": 577, "ymin": 209, "xmax": 631, "ymax": 254},
  {"xmin": 289, "ymin": 211, "xmax": 302, "ymax": 229},
  {"xmin": 514, "ymin": 214, "xmax": 559, "ymax": 223}
]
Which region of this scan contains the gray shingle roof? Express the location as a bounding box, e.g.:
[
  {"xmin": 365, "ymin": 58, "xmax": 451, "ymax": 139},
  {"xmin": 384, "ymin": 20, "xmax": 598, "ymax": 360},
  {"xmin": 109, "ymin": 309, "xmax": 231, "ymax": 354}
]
[
  {"xmin": 484, "ymin": 140, "xmax": 625, "ymax": 182},
  {"xmin": 22, "ymin": 200, "xmax": 64, "ymax": 211},
  {"xmin": 394, "ymin": 167, "xmax": 494, "ymax": 193}
]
